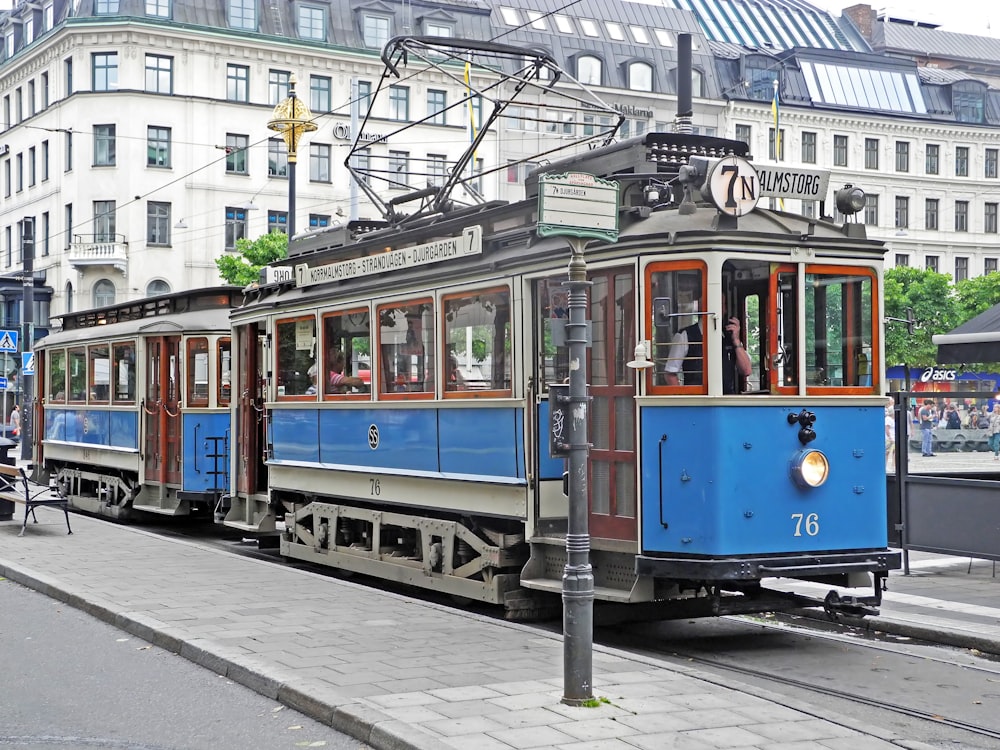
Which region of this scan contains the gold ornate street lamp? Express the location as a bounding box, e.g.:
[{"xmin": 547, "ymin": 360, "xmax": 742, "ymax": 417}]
[{"xmin": 267, "ymin": 74, "xmax": 317, "ymax": 237}]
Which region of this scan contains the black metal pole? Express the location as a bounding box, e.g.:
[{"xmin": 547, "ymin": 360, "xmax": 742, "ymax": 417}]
[
  {"xmin": 288, "ymin": 87, "xmax": 298, "ymax": 238},
  {"xmin": 20, "ymin": 217, "xmax": 33, "ymax": 462},
  {"xmin": 562, "ymin": 238, "xmax": 593, "ymax": 705}
]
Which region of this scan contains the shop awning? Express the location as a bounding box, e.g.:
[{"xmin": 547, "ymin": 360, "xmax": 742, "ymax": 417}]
[{"xmin": 933, "ymin": 303, "xmax": 1000, "ymax": 363}]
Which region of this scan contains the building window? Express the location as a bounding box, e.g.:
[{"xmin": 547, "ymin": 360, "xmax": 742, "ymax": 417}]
[
  {"xmin": 147, "ymin": 279, "xmax": 171, "ymax": 296},
  {"xmin": 147, "ymin": 201, "xmax": 170, "ymax": 245},
  {"xmin": 27, "ymin": 81, "xmax": 35, "ymax": 117},
  {"xmin": 363, "ymin": 14, "xmax": 390, "ymax": 49},
  {"xmin": 225, "ymin": 134, "xmax": 248, "ymax": 174},
  {"xmin": 987, "ymin": 203, "xmax": 999, "ymax": 234},
  {"xmin": 925, "ymin": 198, "xmax": 939, "ymax": 230},
  {"xmin": 926, "ymin": 144, "xmax": 939, "ymax": 175},
  {"xmin": 955, "ymin": 200, "xmax": 969, "ymax": 232},
  {"xmin": 42, "ymin": 140, "xmax": 49, "ymax": 181},
  {"xmin": 801, "ymin": 200, "xmax": 817, "ymax": 219},
  {"xmin": 42, "ymin": 211, "xmax": 49, "ymax": 256},
  {"xmin": 895, "ymin": 254, "xmax": 909, "ymax": 267},
  {"xmin": 147, "ymin": 126, "xmax": 170, "ymax": 167},
  {"xmin": 768, "ymin": 128, "xmax": 784, "ymax": 160},
  {"xmin": 310, "ymin": 75, "xmax": 331, "ymax": 113},
  {"xmin": 28, "ymin": 146, "xmax": 35, "ymax": 186},
  {"xmin": 229, "ymin": 0, "xmax": 256, "ymax": 30},
  {"xmin": 427, "ymin": 153, "xmax": 447, "ymax": 185},
  {"xmin": 956, "ymin": 146, "xmax": 969, "ymax": 177},
  {"xmin": 734, "ymin": 124, "xmax": 751, "ymax": 147},
  {"xmin": 895, "ymin": 141, "xmax": 909, "ymax": 172},
  {"xmin": 145, "ymin": 54, "xmax": 172, "ymax": 94},
  {"xmin": 388, "ymin": 150, "xmax": 409, "ymax": 188},
  {"xmin": 41, "ymin": 72, "xmax": 48, "ymax": 109},
  {"xmin": 94, "ymin": 124, "xmax": 116, "ymax": 166},
  {"xmin": 224, "ymin": 207, "xmax": 247, "ymax": 249},
  {"xmin": 628, "ymin": 61, "xmax": 653, "ymax": 92},
  {"xmin": 986, "ymin": 257, "xmax": 998, "ymax": 274},
  {"xmin": 577, "ymin": 55, "xmax": 602, "ymax": 85},
  {"xmin": 96, "ymin": 0, "xmax": 120, "ymax": 12},
  {"xmin": 894, "ymin": 196, "xmax": 909, "ymax": 229},
  {"xmin": 14, "ymin": 88, "xmax": 22, "ymax": 124},
  {"xmin": 926, "ymin": 255, "xmax": 939, "ymax": 272},
  {"xmin": 267, "ymin": 210, "xmax": 287, "ymax": 234},
  {"xmin": 955, "ymin": 256, "xmax": 969, "ymax": 282},
  {"xmin": 833, "ymin": 135, "xmax": 848, "ymax": 167},
  {"xmin": 389, "ymin": 85, "xmax": 409, "ymax": 121},
  {"xmin": 15, "ymin": 154, "xmax": 22, "ymax": 192},
  {"xmin": 425, "ymin": 21, "xmax": 453, "ymax": 37},
  {"xmin": 146, "ymin": 0, "xmax": 170, "ymax": 18},
  {"xmin": 309, "ymin": 213, "xmax": 330, "ymax": 229},
  {"xmin": 94, "ymin": 200, "xmax": 116, "ymax": 242},
  {"xmin": 64, "ymin": 57, "xmax": 73, "ymax": 96},
  {"xmin": 93, "ymin": 279, "xmax": 116, "ymax": 308},
  {"xmin": 987, "ymin": 149, "xmax": 999, "ymax": 179},
  {"xmin": 427, "ymin": 89, "xmax": 446, "ymax": 125},
  {"xmin": 227, "ymin": 64, "xmax": 249, "ymax": 102},
  {"xmin": 801, "ymin": 131, "xmax": 816, "ymax": 164},
  {"xmin": 64, "ymin": 130, "xmax": 72, "ymax": 172},
  {"xmin": 269, "ymin": 70, "xmax": 290, "ymax": 105},
  {"xmin": 953, "ymin": 82, "xmax": 985, "ymax": 124},
  {"xmin": 298, "ymin": 5, "xmax": 325, "ymax": 40},
  {"xmin": 92, "ymin": 52, "xmax": 118, "ymax": 92},
  {"xmin": 863, "ymin": 194, "xmax": 878, "ymax": 226},
  {"xmin": 356, "ymin": 80, "xmax": 372, "ymax": 114},
  {"xmin": 309, "ymin": 143, "xmax": 331, "ymax": 182},
  {"xmin": 865, "ymin": 138, "xmax": 879, "ymax": 170},
  {"xmin": 268, "ymin": 138, "xmax": 287, "ymax": 177},
  {"xmin": 64, "ymin": 203, "xmax": 72, "ymax": 248}
]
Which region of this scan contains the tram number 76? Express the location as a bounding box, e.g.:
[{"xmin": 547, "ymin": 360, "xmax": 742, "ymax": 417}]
[{"xmin": 791, "ymin": 512, "xmax": 820, "ymax": 537}]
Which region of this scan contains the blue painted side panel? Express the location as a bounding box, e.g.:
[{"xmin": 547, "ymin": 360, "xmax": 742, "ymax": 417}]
[
  {"xmin": 536, "ymin": 401, "xmax": 564, "ymax": 480},
  {"xmin": 182, "ymin": 412, "xmax": 230, "ymax": 492},
  {"xmin": 44, "ymin": 409, "xmax": 139, "ymax": 450},
  {"xmin": 272, "ymin": 406, "xmax": 524, "ymax": 480},
  {"xmin": 439, "ymin": 408, "xmax": 518, "ymax": 477},
  {"xmin": 640, "ymin": 405, "xmax": 888, "ymax": 556}
]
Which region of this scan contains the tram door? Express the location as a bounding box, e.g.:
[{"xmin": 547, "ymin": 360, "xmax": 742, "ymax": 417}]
[
  {"xmin": 234, "ymin": 323, "xmax": 267, "ymax": 497},
  {"xmin": 589, "ymin": 268, "xmax": 638, "ymax": 541},
  {"xmin": 144, "ymin": 335, "xmax": 182, "ymax": 485}
]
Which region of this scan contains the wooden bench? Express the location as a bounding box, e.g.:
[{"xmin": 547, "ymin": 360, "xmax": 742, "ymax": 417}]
[{"xmin": 0, "ymin": 463, "xmax": 72, "ymax": 537}]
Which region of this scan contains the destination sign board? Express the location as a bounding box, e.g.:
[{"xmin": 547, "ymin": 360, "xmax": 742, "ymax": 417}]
[
  {"xmin": 705, "ymin": 156, "xmax": 760, "ymax": 217},
  {"xmin": 537, "ymin": 172, "xmax": 619, "ymax": 243},
  {"xmin": 754, "ymin": 165, "xmax": 831, "ymax": 201},
  {"xmin": 295, "ymin": 225, "xmax": 482, "ymax": 288}
]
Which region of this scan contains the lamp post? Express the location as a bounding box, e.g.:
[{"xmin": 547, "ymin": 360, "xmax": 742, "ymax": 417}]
[{"xmin": 267, "ymin": 74, "xmax": 317, "ymax": 238}]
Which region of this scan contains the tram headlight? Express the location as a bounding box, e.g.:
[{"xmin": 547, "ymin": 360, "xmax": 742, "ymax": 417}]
[{"xmin": 790, "ymin": 449, "xmax": 829, "ymax": 488}]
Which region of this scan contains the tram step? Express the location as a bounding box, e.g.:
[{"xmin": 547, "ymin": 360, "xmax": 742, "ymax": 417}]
[{"xmin": 519, "ymin": 577, "xmax": 635, "ymax": 603}]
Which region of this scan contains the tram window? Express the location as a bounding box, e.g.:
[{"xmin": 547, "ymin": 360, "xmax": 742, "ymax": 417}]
[
  {"xmin": 805, "ymin": 270, "xmax": 875, "ymax": 390},
  {"xmin": 321, "ymin": 308, "xmax": 371, "ymax": 397},
  {"xmin": 113, "ymin": 342, "xmax": 136, "ymax": 404},
  {"xmin": 187, "ymin": 337, "xmax": 210, "ymax": 407},
  {"xmin": 442, "ymin": 287, "xmax": 511, "ymax": 396},
  {"xmin": 536, "ymin": 278, "xmax": 570, "ymax": 391},
  {"xmin": 68, "ymin": 347, "xmax": 87, "ymax": 402},
  {"xmin": 217, "ymin": 337, "xmax": 232, "ymax": 406},
  {"xmin": 775, "ymin": 270, "xmax": 799, "ymax": 390},
  {"xmin": 88, "ymin": 343, "xmax": 110, "ymax": 403},
  {"xmin": 48, "ymin": 349, "xmax": 67, "ymax": 402},
  {"xmin": 646, "ymin": 263, "xmax": 706, "ymax": 392},
  {"xmin": 377, "ymin": 299, "xmax": 434, "ymax": 397},
  {"xmin": 275, "ymin": 316, "xmax": 316, "ymax": 399}
]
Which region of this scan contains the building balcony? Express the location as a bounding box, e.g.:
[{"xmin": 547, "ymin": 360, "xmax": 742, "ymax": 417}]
[{"xmin": 69, "ymin": 234, "xmax": 129, "ymax": 275}]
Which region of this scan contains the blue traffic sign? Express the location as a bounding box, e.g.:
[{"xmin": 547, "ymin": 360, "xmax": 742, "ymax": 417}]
[
  {"xmin": 0, "ymin": 330, "xmax": 16, "ymax": 353},
  {"xmin": 21, "ymin": 352, "xmax": 34, "ymax": 375},
  {"xmin": 0, "ymin": 376, "xmax": 8, "ymax": 390}
]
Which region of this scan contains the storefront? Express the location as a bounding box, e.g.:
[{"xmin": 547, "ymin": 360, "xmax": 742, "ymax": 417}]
[{"xmin": 887, "ymin": 366, "xmax": 998, "ymax": 395}]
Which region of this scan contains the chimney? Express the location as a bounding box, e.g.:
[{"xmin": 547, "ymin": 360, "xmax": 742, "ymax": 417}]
[{"xmin": 843, "ymin": 4, "xmax": 878, "ymax": 43}]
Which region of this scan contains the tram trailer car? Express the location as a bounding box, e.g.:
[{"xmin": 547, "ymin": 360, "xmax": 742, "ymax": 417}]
[
  {"xmin": 228, "ymin": 132, "xmax": 900, "ymax": 619},
  {"xmin": 33, "ymin": 288, "xmax": 241, "ymax": 520}
]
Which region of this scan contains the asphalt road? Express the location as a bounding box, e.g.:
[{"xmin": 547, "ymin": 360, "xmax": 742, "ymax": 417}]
[{"xmin": 0, "ymin": 578, "xmax": 370, "ymax": 750}]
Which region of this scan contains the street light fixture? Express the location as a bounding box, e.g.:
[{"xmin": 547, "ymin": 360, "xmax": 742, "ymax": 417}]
[{"xmin": 267, "ymin": 74, "xmax": 317, "ymax": 238}]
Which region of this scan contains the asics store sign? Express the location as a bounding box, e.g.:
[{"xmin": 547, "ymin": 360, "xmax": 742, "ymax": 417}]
[{"xmin": 920, "ymin": 367, "xmax": 957, "ymax": 382}]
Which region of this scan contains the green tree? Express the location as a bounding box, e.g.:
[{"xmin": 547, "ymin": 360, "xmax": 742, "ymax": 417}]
[
  {"xmin": 954, "ymin": 272, "xmax": 1000, "ymax": 321},
  {"xmin": 884, "ymin": 266, "xmax": 959, "ymax": 367},
  {"xmin": 215, "ymin": 231, "xmax": 288, "ymax": 286}
]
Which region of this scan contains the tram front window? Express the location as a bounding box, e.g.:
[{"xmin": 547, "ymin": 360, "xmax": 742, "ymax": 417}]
[{"xmin": 805, "ymin": 272, "xmax": 875, "ymax": 388}]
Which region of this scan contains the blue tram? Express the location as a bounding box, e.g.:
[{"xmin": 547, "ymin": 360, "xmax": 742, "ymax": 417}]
[
  {"xmin": 227, "ymin": 130, "xmax": 900, "ymax": 618},
  {"xmin": 32, "ymin": 288, "xmax": 240, "ymax": 519}
]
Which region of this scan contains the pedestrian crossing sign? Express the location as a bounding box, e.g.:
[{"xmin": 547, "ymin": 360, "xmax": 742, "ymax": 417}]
[
  {"xmin": 22, "ymin": 352, "xmax": 34, "ymax": 375},
  {"xmin": 0, "ymin": 330, "xmax": 16, "ymax": 353}
]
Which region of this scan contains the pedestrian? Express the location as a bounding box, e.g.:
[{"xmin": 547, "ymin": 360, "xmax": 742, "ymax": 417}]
[
  {"xmin": 989, "ymin": 403, "xmax": 1000, "ymax": 461},
  {"xmin": 884, "ymin": 400, "xmax": 896, "ymax": 472},
  {"xmin": 9, "ymin": 403, "xmax": 19, "ymax": 442},
  {"xmin": 918, "ymin": 398, "xmax": 937, "ymax": 457}
]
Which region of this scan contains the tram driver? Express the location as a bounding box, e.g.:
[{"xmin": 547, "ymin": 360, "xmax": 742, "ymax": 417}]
[{"xmin": 662, "ymin": 304, "xmax": 752, "ymax": 394}]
